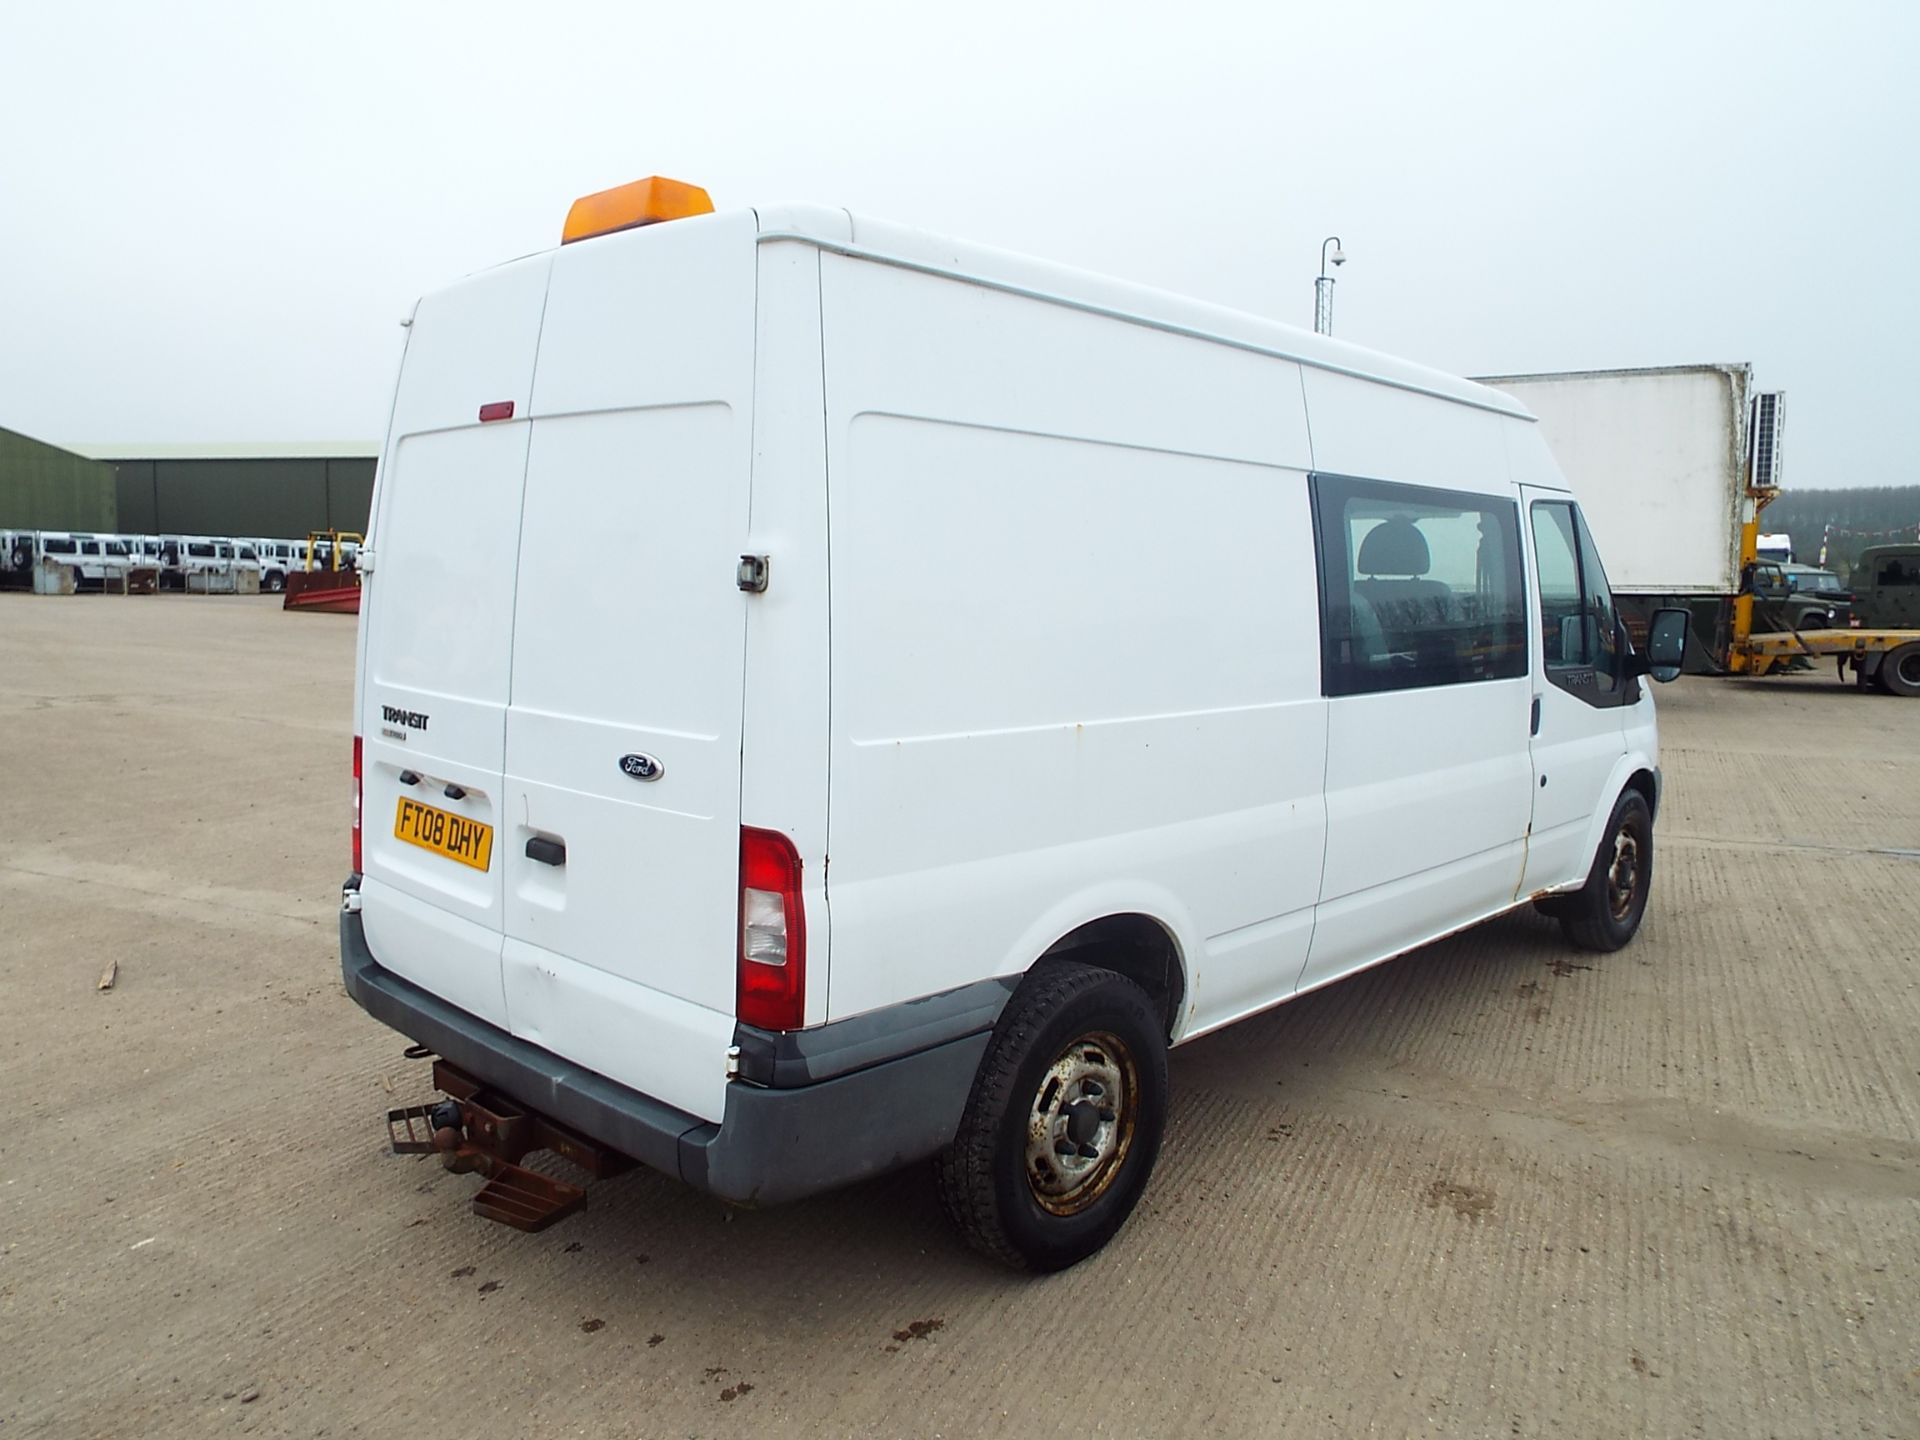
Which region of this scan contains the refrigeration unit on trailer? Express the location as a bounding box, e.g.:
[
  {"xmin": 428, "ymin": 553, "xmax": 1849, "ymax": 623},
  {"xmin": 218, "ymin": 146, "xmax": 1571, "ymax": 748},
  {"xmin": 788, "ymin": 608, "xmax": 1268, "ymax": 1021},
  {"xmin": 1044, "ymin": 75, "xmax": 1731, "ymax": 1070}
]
[{"xmin": 342, "ymin": 177, "xmax": 1691, "ymax": 1269}]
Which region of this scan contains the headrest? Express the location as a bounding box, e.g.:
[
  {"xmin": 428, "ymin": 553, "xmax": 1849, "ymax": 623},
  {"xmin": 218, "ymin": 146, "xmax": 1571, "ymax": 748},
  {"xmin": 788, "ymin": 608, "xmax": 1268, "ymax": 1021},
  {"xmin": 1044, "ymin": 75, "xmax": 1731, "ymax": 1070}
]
[{"xmin": 1356, "ymin": 519, "xmax": 1430, "ymax": 577}]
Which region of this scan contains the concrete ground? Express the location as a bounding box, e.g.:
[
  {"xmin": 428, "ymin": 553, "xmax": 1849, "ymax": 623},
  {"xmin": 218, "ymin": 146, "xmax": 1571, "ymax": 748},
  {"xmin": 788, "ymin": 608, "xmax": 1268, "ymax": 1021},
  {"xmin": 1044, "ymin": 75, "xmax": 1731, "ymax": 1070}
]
[{"xmin": 1, "ymin": 593, "xmax": 1915, "ymax": 1439}]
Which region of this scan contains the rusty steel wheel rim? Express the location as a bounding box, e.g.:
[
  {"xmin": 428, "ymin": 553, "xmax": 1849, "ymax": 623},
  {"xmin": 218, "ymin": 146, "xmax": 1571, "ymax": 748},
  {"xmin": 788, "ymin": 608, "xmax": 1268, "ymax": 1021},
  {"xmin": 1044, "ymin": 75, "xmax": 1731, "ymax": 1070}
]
[
  {"xmin": 1024, "ymin": 1031, "xmax": 1140, "ymax": 1216},
  {"xmin": 1607, "ymin": 827, "xmax": 1642, "ymax": 922}
]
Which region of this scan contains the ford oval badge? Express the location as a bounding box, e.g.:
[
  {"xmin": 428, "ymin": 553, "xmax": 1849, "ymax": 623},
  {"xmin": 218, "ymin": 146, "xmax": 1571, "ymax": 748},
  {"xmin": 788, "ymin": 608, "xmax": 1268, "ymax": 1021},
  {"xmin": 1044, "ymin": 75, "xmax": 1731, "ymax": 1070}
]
[{"xmin": 619, "ymin": 752, "xmax": 664, "ymax": 781}]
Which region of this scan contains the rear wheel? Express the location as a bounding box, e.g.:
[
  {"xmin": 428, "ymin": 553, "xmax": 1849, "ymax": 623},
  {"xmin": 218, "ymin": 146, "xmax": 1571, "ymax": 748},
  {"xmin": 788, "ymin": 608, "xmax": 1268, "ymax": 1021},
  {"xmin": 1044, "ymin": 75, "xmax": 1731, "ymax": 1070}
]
[
  {"xmin": 1875, "ymin": 642, "xmax": 1920, "ymax": 697},
  {"xmin": 936, "ymin": 961, "xmax": 1167, "ymax": 1272},
  {"xmin": 1558, "ymin": 790, "xmax": 1654, "ymax": 953},
  {"xmin": 265, "ymin": 570, "xmax": 285, "ymax": 593}
]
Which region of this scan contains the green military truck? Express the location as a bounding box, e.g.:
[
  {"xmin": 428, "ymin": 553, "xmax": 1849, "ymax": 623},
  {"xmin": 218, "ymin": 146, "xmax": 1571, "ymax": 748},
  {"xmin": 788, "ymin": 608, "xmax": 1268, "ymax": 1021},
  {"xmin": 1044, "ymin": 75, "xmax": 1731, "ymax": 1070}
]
[
  {"xmin": 1751, "ymin": 562, "xmax": 1852, "ymax": 632},
  {"xmin": 1849, "ymin": 545, "xmax": 1920, "ymax": 631}
]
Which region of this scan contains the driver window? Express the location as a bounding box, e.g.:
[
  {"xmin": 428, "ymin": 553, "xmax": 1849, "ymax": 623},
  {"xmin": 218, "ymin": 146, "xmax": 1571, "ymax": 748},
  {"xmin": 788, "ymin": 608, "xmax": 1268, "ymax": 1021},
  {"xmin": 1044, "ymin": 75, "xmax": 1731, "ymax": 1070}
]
[
  {"xmin": 1573, "ymin": 510, "xmax": 1620, "ymax": 684},
  {"xmin": 1530, "ymin": 501, "xmax": 1621, "ymax": 693},
  {"xmin": 1532, "ymin": 505, "xmax": 1584, "ymax": 666}
]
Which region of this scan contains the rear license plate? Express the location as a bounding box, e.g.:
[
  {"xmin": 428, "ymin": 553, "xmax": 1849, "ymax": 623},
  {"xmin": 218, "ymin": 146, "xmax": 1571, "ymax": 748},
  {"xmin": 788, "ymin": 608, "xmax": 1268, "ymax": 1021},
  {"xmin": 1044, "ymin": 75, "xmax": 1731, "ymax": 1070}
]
[{"xmin": 394, "ymin": 797, "xmax": 494, "ymax": 872}]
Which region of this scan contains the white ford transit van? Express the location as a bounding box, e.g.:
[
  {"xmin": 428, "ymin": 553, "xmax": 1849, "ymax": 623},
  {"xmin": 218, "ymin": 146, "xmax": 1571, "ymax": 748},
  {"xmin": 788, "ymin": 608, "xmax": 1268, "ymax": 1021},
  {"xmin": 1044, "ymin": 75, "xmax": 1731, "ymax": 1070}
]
[{"xmin": 342, "ymin": 177, "xmax": 1689, "ymax": 1270}]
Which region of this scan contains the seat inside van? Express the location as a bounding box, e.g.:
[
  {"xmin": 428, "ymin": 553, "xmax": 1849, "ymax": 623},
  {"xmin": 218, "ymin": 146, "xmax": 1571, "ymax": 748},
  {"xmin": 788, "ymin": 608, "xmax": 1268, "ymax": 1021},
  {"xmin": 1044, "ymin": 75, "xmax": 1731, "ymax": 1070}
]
[{"xmin": 1354, "ymin": 517, "xmax": 1456, "ymax": 651}]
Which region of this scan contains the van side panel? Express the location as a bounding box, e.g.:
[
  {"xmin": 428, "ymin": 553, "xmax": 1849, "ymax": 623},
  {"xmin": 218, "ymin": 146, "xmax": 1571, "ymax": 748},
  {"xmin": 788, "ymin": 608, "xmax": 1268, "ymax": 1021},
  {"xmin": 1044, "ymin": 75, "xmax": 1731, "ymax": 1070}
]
[
  {"xmin": 737, "ymin": 239, "xmax": 834, "ymax": 1026},
  {"xmin": 820, "ymin": 255, "xmax": 1326, "ymax": 1032},
  {"xmin": 495, "ymin": 212, "xmax": 758, "ymax": 1125},
  {"xmin": 1296, "ymin": 370, "xmax": 1534, "ymax": 994},
  {"xmin": 357, "ymin": 253, "xmax": 553, "ymax": 1030}
]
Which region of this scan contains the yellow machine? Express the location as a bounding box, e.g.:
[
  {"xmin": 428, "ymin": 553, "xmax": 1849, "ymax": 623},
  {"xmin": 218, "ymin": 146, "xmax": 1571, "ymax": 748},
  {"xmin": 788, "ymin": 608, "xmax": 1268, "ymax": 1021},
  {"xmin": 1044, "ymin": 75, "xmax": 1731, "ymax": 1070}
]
[
  {"xmin": 302, "ymin": 529, "xmax": 365, "ymax": 573},
  {"xmin": 283, "ymin": 530, "xmax": 367, "ymax": 613}
]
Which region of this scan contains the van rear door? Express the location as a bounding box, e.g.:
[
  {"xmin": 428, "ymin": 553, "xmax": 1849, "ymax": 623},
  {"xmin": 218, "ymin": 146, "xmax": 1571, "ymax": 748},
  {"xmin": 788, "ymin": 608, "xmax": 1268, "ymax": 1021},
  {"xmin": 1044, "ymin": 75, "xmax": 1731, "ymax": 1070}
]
[
  {"xmin": 357, "ymin": 253, "xmax": 553, "ymax": 1030},
  {"xmin": 497, "ymin": 212, "xmax": 758, "ymax": 1125}
]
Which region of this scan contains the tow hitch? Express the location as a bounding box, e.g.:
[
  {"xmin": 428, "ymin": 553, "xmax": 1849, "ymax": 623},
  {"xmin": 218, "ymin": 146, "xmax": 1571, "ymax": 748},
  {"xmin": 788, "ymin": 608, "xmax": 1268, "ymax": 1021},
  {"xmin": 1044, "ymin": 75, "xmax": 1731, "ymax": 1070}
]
[{"xmin": 387, "ymin": 1059, "xmax": 633, "ymax": 1231}]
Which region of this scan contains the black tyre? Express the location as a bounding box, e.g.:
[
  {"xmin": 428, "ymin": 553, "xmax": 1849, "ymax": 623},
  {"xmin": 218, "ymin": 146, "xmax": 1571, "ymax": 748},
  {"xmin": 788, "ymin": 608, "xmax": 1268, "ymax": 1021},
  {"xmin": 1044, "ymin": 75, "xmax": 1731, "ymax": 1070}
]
[
  {"xmin": 265, "ymin": 570, "xmax": 285, "ymax": 594},
  {"xmin": 1875, "ymin": 643, "xmax": 1920, "ymax": 698},
  {"xmin": 936, "ymin": 961, "xmax": 1167, "ymax": 1272},
  {"xmin": 1558, "ymin": 790, "xmax": 1654, "ymax": 952}
]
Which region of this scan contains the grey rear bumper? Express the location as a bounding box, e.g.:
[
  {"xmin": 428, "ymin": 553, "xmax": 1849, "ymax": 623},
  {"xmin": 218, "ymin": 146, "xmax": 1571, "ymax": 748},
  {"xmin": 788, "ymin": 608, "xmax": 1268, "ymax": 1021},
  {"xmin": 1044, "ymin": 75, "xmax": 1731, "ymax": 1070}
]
[{"xmin": 339, "ymin": 904, "xmax": 1001, "ymax": 1205}]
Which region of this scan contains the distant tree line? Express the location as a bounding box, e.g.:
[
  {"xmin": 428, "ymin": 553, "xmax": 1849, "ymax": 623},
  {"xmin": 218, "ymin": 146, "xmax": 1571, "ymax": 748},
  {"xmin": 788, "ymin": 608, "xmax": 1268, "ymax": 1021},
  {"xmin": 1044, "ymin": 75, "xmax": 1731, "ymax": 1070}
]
[{"xmin": 1768, "ymin": 486, "xmax": 1920, "ymax": 576}]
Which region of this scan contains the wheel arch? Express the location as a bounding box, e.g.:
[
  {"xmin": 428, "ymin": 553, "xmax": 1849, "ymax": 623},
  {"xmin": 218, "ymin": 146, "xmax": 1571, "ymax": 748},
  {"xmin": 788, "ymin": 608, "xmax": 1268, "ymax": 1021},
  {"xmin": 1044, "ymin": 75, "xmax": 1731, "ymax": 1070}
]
[
  {"xmin": 1561, "ymin": 752, "xmax": 1661, "ymax": 894},
  {"xmin": 1006, "ymin": 892, "xmax": 1196, "ymax": 1043},
  {"xmin": 1624, "ymin": 765, "xmax": 1659, "ymax": 820}
]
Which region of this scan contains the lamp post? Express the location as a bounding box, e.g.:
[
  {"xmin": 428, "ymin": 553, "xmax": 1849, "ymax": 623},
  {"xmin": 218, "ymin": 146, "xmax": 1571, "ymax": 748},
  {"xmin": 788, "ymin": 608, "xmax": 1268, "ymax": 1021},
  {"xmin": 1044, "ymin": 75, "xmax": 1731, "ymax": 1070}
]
[{"xmin": 1314, "ymin": 236, "xmax": 1346, "ymax": 335}]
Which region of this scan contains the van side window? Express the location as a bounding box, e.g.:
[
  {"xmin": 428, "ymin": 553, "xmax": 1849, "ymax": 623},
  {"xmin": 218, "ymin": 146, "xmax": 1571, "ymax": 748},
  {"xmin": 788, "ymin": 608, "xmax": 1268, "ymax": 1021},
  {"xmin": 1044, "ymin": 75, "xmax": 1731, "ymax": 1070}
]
[
  {"xmin": 1531, "ymin": 501, "xmax": 1622, "ymax": 697},
  {"xmin": 1311, "ymin": 474, "xmax": 1528, "ymax": 696},
  {"xmin": 1878, "ymin": 558, "xmax": 1916, "ymax": 587},
  {"xmin": 45, "ymin": 538, "xmax": 77, "ymax": 555}
]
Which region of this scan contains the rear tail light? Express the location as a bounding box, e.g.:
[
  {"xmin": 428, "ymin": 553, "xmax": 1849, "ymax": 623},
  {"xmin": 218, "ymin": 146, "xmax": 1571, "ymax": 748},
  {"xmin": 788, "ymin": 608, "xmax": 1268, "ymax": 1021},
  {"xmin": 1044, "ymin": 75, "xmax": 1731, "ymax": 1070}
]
[
  {"xmin": 737, "ymin": 826, "xmax": 806, "ymax": 1031},
  {"xmin": 352, "ymin": 735, "xmax": 363, "ymax": 873}
]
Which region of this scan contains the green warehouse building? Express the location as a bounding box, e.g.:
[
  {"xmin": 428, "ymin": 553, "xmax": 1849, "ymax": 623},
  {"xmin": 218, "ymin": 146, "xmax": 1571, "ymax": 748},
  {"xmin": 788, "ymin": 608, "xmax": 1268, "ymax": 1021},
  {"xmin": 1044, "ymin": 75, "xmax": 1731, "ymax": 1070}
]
[
  {"xmin": 0, "ymin": 428, "xmax": 376, "ymax": 538},
  {"xmin": 0, "ymin": 425, "xmax": 117, "ymax": 530}
]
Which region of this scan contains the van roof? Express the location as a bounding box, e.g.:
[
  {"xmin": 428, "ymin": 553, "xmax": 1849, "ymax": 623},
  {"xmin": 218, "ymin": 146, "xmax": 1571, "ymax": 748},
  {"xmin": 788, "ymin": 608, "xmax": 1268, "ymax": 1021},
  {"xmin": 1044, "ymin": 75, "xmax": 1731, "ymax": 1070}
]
[
  {"xmin": 748, "ymin": 205, "xmax": 1535, "ymax": 422},
  {"xmin": 462, "ymin": 203, "xmax": 1534, "ymax": 424}
]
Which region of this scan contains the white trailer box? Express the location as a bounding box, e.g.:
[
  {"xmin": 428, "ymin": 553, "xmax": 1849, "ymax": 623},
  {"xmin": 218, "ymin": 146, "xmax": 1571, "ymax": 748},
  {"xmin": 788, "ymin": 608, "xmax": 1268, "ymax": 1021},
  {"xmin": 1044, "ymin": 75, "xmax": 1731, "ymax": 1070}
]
[{"xmin": 1475, "ymin": 365, "xmax": 1752, "ymax": 596}]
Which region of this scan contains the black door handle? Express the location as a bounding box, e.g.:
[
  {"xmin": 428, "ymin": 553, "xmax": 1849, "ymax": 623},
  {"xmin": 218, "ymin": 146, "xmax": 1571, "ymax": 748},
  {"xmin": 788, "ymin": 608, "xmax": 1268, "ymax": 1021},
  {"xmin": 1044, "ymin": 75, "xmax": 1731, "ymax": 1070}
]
[
  {"xmin": 525, "ymin": 836, "xmax": 566, "ymax": 867},
  {"xmin": 1530, "ymin": 696, "xmax": 1541, "ymax": 736}
]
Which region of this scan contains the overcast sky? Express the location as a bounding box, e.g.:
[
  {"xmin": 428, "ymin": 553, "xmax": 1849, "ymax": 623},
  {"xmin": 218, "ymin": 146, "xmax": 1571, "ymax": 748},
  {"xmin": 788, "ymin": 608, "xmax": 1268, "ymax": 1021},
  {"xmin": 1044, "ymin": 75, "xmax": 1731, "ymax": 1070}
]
[{"xmin": 2, "ymin": 1, "xmax": 1913, "ymax": 488}]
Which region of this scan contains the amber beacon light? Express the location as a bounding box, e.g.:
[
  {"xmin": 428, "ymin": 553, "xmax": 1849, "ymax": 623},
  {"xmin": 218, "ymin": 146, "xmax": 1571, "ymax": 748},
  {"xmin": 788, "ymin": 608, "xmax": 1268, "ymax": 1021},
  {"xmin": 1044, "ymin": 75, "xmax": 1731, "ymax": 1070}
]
[{"xmin": 561, "ymin": 175, "xmax": 714, "ymax": 244}]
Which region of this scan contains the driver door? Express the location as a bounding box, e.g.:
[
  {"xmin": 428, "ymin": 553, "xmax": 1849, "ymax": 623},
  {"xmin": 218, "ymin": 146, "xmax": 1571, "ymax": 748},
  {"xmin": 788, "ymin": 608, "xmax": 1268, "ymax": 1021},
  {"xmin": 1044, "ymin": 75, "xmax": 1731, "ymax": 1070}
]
[{"xmin": 1522, "ymin": 493, "xmax": 1629, "ymax": 893}]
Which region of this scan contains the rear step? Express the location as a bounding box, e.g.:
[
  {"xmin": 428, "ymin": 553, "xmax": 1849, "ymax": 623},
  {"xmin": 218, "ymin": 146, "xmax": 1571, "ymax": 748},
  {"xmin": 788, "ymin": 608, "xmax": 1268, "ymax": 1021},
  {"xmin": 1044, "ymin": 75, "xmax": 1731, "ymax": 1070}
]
[{"xmin": 387, "ymin": 1059, "xmax": 633, "ymax": 1232}]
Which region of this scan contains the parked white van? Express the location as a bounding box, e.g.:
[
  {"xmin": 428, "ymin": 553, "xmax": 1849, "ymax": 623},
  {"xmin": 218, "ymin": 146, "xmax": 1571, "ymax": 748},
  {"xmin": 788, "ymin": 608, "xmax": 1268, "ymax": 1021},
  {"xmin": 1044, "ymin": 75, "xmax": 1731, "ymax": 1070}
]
[
  {"xmin": 342, "ymin": 179, "xmax": 1690, "ymax": 1270},
  {"xmin": 20, "ymin": 531, "xmax": 134, "ymax": 588},
  {"xmin": 127, "ymin": 535, "xmax": 170, "ymax": 573},
  {"xmin": 252, "ymin": 538, "xmax": 306, "ymax": 592},
  {"xmin": 1, "ymin": 529, "xmax": 32, "ymax": 580}
]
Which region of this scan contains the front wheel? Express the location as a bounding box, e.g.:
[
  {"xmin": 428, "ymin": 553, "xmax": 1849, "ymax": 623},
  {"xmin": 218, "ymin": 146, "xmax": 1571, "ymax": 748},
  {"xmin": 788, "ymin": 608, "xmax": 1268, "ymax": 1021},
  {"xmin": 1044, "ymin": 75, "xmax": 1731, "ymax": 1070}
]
[
  {"xmin": 1558, "ymin": 789, "xmax": 1654, "ymax": 952},
  {"xmin": 936, "ymin": 961, "xmax": 1167, "ymax": 1272}
]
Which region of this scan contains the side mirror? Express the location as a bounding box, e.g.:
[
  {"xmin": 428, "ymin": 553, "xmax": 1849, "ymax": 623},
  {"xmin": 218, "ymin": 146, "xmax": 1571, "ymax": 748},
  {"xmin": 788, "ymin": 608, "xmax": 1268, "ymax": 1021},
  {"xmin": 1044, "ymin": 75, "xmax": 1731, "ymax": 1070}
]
[{"xmin": 1643, "ymin": 607, "xmax": 1689, "ymax": 682}]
